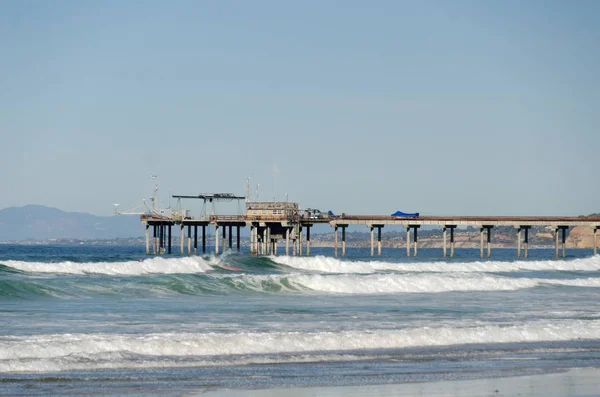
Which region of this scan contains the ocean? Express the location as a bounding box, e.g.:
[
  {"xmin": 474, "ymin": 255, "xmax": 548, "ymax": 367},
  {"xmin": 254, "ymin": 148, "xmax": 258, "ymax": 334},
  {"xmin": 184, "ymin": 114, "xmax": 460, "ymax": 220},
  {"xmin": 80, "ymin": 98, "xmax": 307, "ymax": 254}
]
[{"xmin": 1, "ymin": 244, "xmax": 599, "ymax": 396}]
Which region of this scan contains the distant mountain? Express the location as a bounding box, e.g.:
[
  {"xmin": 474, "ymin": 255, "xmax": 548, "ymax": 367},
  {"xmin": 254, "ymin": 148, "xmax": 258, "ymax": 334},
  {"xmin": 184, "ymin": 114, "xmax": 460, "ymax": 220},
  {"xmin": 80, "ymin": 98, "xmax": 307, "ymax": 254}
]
[{"xmin": 0, "ymin": 205, "xmax": 143, "ymax": 241}]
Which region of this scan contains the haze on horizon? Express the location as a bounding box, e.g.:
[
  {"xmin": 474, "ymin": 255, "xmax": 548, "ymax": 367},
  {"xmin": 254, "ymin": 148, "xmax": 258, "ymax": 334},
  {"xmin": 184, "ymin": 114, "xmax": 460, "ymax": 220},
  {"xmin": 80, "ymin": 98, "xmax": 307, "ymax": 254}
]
[{"xmin": 1, "ymin": 1, "xmax": 599, "ymax": 217}]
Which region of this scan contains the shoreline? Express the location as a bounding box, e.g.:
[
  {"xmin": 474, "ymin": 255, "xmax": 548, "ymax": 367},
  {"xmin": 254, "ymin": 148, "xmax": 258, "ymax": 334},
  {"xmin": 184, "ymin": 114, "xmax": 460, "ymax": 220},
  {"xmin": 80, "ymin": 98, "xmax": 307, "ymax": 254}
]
[{"xmin": 198, "ymin": 367, "xmax": 600, "ymax": 397}]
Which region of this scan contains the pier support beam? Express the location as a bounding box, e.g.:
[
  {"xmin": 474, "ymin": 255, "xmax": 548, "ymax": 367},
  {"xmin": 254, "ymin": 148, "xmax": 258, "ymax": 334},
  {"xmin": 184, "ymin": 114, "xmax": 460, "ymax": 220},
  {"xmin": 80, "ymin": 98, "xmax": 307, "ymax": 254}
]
[
  {"xmin": 448, "ymin": 225, "xmax": 456, "ymax": 258},
  {"xmin": 229, "ymin": 225, "xmax": 233, "ymax": 251},
  {"xmin": 376, "ymin": 226, "xmax": 383, "ymax": 256},
  {"xmin": 413, "ymin": 226, "xmax": 419, "ymax": 256},
  {"xmin": 187, "ymin": 225, "xmax": 192, "ymax": 255},
  {"xmin": 480, "ymin": 226, "xmax": 493, "ymax": 258},
  {"xmin": 145, "ymin": 225, "xmax": 150, "ymax": 255},
  {"xmin": 516, "ymin": 228, "xmax": 521, "ymax": 258},
  {"xmin": 555, "ymin": 226, "xmax": 568, "ymax": 258},
  {"xmin": 167, "ymin": 224, "xmax": 172, "ymax": 254},
  {"xmin": 487, "ymin": 226, "xmax": 492, "ymax": 258},
  {"xmin": 479, "ymin": 228, "xmax": 484, "ymax": 258},
  {"xmin": 153, "ymin": 225, "xmax": 157, "ymax": 254},
  {"xmin": 299, "ymin": 227, "xmax": 303, "ymax": 256},
  {"xmin": 180, "ymin": 225, "xmax": 185, "ymax": 255},
  {"xmin": 215, "ymin": 225, "xmax": 219, "ymax": 254},
  {"xmin": 222, "ymin": 226, "xmax": 227, "ymax": 254},
  {"xmin": 236, "ymin": 225, "xmax": 240, "ymax": 252},
  {"xmin": 202, "ymin": 225, "xmax": 206, "ymax": 254},
  {"xmin": 263, "ymin": 228, "xmax": 268, "ymax": 256},
  {"xmin": 285, "ymin": 228, "xmax": 290, "ymax": 256},
  {"xmin": 562, "ymin": 227, "xmax": 567, "ymax": 258},
  {"xmin": 158, "ymin": 224, "xmax": 163, "ymax": 254},
  {"xmin": 306, "ymin": 226, "xmax": 311, "ymax": 256},
  {"xmin": 406, "ymin": 227, "xmax": 411, "ymax": 257},
  {"xmin": 341, "ymin": 225, "xmax": 347, "ymax": 257},
  {"xmin": 442, "ymin": 227, "xmax": 447, "ymax": 258},
  {"xmin": 594, "ymin": 227, "xmax": 598, "ymax": 256},
  {"xmin": 194, "ymin": 225, "xmax": 198, "ymax": 254},
  {"xmin": 334, "ymin": 226, "xmax": 339, "ymax": 257},
  {"xmin": 370, "ymin": 226, "xmax": 374, "ymax": 257},
  {"xmin": 524, "ymin": 227, "xmax": 530, "ymax": 258}
]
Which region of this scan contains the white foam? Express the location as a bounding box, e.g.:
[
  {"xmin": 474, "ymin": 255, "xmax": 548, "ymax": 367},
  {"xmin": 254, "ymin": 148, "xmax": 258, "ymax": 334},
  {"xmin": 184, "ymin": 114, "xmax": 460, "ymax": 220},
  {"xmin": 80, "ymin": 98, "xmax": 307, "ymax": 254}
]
[
  {"xmin": 286, "ymin": 273, "xmax": 539, "ymax": 294},
  {"xmin": 272, "ymin": 255, "xmax": 600, "ymax": 274},
  {"xmin": 2, "ymin": 256, "xmax": 216, "ymax": 275},
  {"xmin": 196, "ymin": 273, "xmax": 600, "ymax": 294},
  {"xmin": 2, "ymin": 319, "xmax": 599, "ymax": 372}
]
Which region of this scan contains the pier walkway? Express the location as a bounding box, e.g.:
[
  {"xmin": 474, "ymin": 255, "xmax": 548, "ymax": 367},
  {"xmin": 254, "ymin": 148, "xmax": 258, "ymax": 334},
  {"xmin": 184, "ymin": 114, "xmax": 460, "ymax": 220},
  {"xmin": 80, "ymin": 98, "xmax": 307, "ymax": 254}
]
[{"xmin": 141, "ymin": 211, "xmax": 600, "ymax": 259}]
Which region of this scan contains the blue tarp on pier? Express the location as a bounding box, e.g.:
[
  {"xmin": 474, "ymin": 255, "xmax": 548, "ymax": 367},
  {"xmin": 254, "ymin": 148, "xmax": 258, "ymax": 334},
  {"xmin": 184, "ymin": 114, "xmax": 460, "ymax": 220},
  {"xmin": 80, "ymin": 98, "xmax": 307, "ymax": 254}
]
[{"xmin": 391, "ymin": 210, "xmax": 419, "ymax": 218}]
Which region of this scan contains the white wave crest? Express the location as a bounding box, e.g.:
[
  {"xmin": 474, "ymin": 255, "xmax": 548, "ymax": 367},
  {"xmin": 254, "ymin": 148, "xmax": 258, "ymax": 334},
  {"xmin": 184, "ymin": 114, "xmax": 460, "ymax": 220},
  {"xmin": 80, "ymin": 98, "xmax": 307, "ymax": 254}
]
[
  {"xmin": 286, "ymin": 273, "xmax": 538, "ymax": 294},
  {"xmin": 2, "ymin": 319, "xmax": 599, "ymax": 372},
  {"xmin": 2, "ymin": 256, "xmax": 216, "ymax": 275},
  {"xmin": 272, "ymin": 255, "xmax": 600, "ymax": 274},
  {"xmin": 220, "ymin": 273, "xmax": 600, "ymax": 294}
]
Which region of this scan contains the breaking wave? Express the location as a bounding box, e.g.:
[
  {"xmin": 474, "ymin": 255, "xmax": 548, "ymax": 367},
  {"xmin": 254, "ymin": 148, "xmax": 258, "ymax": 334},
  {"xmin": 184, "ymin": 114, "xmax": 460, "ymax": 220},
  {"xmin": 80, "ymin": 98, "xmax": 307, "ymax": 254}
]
[
  {"xmin": 272, "ymin": 255, "xmax": 600, "ymax": 274},
  {"xmin": 2, "ymin": 319, "xmax": 599, "ymax": 373},
  {"xmin": 0, "ymin": 256, "xmax": 216, "ymax": 275}
]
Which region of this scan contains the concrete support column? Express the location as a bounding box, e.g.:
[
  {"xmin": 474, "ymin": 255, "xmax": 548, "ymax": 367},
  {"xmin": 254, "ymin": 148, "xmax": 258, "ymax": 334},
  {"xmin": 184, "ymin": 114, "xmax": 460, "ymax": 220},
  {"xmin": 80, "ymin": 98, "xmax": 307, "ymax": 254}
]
[
  {"xmin": 334, "ymin": 226, "xmax": 339, "ymax": 257},
  {"xmin": 215, "ymin": 225, "xmax": 219, "ymax": 254},
  {"xmin": 450, "ymin": 226, "xmax": 455, "ymax": 258},
  {"xmin": 377, "ymin": 226, "xmax": 382, "ymax": 256},
  {"xmin": 272, "ymin": 238, "xmax": 276, "ymax": 256},
  {"xmin": 145, "ymin": 225, "xmax": 150, "ymax": 255},
  {"xmin": 554, "ymin": 228, "xmax": 559, "ymax": 258},
  {"xmin": 442, "ymin": 227, "xmax": 447, "ymax": 258},
  {"xmin": 517, "ymin": 228, "xmax": 521, "ymax": 258},
  {"xmin": 413, "ymin": 226, "xmax": 419, "ymax": 256},
  {"xmin": 167, "ymin": 224, "xmax": 172, "ymax": 254},
  {"xmin": 159, "ymin": 224, "xmax": 164, "ymax": 254},
  {"xmin": 194, "ymin": 225, "xmax": 198, "ymax": 254},
  {"xmin": 153, "ymin": 225, "xmax": 157, "ymax": 254},
  {"xmin": 306, "ymin": 226, "xmax": 311, "ymax": 256},
  {"xmin": 229, "ymin": 225, "xmax": 233, "ymax": 250},
  {"xmin": 562, "ymin": 227, "xmax": 567, "ymax": 258},
  {"xmin": 299, "ymin": 227, "xmax": 303, "ymax": 256},
  {"xmin": 406, "ymin": 227, "xmax": 411, "ymax": 257},
  {"xmin": 266, "ymin": 227, "xmax": 271, "ymax": 255},
  {"xmin": 187, "ymin": 225, "xmax": 192, "ymax": 255},
  {"xmin": 263, "ymin": 228, "xmax": 268, "ymax": 256},
  {"xmin": 236, "ymin": 226, "xmax": 241, "ymax": 252},
  {"xmin": 285, "ymin": 228, "xmax": 290, "ymax": 256},
  {"xmin": 524, "ymin": 228, "xmax": 529, "ymax": 258},
  {"xmin": 222, "ymin": 225, "xmax": 227, "ymax": 254},
  {"xmin": 486, "ymin": 227, "xmax": 492, "ymax": 258},
  {"xmin": 341, "ymin": 226, "xmax": 346, "ymax": 257},
  {"xmin": 202, "ymin": 225, "xmax": 206, "ymax": 254},
  {"xmin": 480, "ymin": 228, "xmax": 484, "ymax": 258},
  {"xmin": 594, "ymin": 227, "xmax": 598, "ymax": 256},
  {"xmin": 370, "ymin": 226, "xmax": 374, "ymax": 257},
  {"xmin": 180, "ymin": 225, "xmax": 185, "ymax": 255},
  {"xmin": 292, "ymin": 228, "xmax": 297, "ymax": 256}
]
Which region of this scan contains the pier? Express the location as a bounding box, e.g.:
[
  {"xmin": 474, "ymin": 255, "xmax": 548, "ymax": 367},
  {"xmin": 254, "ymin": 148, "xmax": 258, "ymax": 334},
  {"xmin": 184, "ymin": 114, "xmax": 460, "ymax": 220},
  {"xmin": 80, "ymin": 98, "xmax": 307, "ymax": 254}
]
[{"xmin": 140, "ymin": 197, "xmax": 600, "ymax": 258}]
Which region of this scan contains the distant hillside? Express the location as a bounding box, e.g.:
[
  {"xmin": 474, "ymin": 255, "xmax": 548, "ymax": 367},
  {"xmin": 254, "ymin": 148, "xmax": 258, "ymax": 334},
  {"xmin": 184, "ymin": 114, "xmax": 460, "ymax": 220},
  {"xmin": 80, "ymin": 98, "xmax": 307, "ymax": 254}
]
[{"xmin": 0, "ymin": 205, "xmax": 143, "ymax": 241}]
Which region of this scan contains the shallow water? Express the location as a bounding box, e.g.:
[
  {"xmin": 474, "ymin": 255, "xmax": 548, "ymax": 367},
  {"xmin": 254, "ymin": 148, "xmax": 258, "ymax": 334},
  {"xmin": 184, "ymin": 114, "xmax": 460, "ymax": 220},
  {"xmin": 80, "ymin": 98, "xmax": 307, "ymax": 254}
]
[{"xmin": 1, "ymin": 245, "xmax": 599, "ymax": 395}]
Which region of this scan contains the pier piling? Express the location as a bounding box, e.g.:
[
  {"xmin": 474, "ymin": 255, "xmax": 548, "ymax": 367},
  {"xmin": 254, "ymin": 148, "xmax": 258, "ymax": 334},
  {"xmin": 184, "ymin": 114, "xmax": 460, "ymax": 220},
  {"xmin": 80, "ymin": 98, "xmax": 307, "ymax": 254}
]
[
  {"xmin": 145, "ymin": 225, "xmax": 150, "ymax": 255},
  {"xmin": 442, "ymin": 227, "xmax": 447, "ymax": 257},
  {"xmin": 377, "ymin": 226, "xmax": 383, "ymax": 256},
  {"xmin": 306, "ymin": 226, "xmax": 311, "ymax": 256},
  {"xmin": 180, "ymin": 225, "xmax": 184, "ymax": 255},
  {"xmin": 341, "ymin": 226, "xmax": 347, "ymax": 256}
]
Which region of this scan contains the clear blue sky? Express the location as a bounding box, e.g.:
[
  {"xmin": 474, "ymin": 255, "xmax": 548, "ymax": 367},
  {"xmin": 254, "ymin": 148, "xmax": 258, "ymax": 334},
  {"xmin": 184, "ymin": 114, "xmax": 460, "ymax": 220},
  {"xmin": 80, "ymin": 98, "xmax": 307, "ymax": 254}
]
[{"xmin": 1, "ymin": 0, "xmax": 598, "ymax": 216}]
